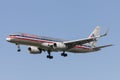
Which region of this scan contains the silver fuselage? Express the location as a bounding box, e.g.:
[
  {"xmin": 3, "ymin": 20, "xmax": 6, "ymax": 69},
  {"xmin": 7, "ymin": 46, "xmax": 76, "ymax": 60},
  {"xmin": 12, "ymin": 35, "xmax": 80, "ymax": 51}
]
[{"xmin": 6, "ymin": 33, "xmax": 95, "ymax": 53}]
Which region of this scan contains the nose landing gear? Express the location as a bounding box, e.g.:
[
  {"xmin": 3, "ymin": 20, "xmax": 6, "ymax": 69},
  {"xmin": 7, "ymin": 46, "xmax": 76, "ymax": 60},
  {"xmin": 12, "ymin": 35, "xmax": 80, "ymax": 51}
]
[{"xmin": 16, "ymin": 44, "xmax": 21, "ymax": 52}]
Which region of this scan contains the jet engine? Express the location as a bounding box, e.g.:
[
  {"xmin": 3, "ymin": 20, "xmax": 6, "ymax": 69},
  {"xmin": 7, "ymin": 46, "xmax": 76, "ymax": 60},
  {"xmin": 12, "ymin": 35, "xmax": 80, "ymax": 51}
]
[
  {"xmin": 53, "ymin": 42, "xmax": 66, "ymax": 49},
  {"xmin": 41, "ymin": 42, "xmax": 66, "ymax": 50},
  {"xmin": 28, "ymin": 46, "xmax": 42, "ymax": 54}
]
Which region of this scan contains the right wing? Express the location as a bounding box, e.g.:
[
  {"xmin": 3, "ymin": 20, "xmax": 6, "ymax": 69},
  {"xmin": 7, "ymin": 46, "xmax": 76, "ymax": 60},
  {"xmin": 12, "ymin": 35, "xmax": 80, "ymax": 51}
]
[
  {"xmin": 63, "ymin": 31, "xmax": 108, "ymax": 48},
  {"xmin": 64, "ymin": 37, "xmax": 97, "ymax": 48}
]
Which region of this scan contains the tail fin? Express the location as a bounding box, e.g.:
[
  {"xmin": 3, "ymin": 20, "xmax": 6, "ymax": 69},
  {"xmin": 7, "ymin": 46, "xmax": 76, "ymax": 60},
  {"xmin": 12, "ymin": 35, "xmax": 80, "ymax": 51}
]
[{"xmin": 88, "ymin": 26, "xmax": 101, "ymax": 47}]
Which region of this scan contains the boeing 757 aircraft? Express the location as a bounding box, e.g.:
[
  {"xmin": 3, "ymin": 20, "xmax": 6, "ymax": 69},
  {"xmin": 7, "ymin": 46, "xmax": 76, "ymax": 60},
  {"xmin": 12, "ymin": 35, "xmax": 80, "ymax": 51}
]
[{"xmin": 6, "ymin": 26, "xmax": 112, "ymax": 59}]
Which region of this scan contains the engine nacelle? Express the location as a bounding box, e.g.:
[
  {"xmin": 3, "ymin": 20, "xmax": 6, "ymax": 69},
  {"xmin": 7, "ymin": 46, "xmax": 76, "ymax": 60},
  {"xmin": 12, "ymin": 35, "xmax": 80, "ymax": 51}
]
[
  {"xmin": 41, "ymin": 42, "xmax": 66, "ymax": 50},
  {"xmin": 53, "ymin": 42, "xmax": 66, "ymax": 50},
  {"xmin": 28, "ymin": 46, "xmax": 42, "ymax": 54}
]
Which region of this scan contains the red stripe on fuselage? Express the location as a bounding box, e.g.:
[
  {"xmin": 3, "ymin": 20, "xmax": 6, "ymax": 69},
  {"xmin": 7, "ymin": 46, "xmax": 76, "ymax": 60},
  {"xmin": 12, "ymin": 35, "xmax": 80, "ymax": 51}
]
[{"xmin": 8, "ymin": 36, "xmax": 54, "ymax": 44}]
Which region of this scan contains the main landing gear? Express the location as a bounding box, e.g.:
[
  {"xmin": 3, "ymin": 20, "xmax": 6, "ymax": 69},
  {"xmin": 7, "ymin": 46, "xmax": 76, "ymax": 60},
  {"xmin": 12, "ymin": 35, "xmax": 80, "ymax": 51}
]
[
  {"xmin": 61, "ymin": 52, "xmax": 67, "ymax": 57},
  {"xmin": 46, "ymin": 50, "xmax": 53, "ymax": 59},
  {"xmin": 46, "ymin": 50, "xmax": 68, "ymax": 59},
  {"xmin": 46, "ymin": 51, "xmax": 68, "ymax": 59}
]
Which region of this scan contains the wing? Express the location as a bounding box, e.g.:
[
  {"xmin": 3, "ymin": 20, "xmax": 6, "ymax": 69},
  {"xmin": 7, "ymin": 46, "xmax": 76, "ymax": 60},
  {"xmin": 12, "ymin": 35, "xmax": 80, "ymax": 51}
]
[
  {"xmin": 64, "ymin": 38, "xmax": 96, "ymax": 48},
  {"xmin": 64, "ymin": 30, "xmax": 109, "ymax": 48}
]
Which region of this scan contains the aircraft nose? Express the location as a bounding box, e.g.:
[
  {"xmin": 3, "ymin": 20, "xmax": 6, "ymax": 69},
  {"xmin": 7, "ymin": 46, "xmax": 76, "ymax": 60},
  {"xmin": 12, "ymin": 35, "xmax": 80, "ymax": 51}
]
[{"xmin": 6, "ymin": 37, "xmax": 11, "ymax": 42}]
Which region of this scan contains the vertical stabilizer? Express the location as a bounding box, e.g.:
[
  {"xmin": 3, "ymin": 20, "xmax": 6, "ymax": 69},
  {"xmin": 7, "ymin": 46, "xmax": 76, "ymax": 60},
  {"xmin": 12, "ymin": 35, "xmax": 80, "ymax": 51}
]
[{"xmin": 88, "ymin": 26, "xmax": 101, "ymax": 47}]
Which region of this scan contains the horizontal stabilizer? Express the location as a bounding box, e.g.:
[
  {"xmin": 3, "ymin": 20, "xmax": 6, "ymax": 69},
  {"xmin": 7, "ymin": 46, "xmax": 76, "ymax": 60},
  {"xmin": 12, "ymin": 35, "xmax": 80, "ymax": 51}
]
[
  {"xmin": 99, "ymin": 28, "xmax": 109, "ymax": 37},
  {"xmin": 93, "ymin": 44, "xmax": 113, "ymax": 50}
]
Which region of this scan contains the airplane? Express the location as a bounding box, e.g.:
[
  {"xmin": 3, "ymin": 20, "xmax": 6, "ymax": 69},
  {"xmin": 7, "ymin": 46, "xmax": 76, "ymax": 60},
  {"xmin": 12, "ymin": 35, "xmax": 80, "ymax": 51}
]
[{"xmin": 6, "ymin": 26, "xmax": 112, "ymax": 59}]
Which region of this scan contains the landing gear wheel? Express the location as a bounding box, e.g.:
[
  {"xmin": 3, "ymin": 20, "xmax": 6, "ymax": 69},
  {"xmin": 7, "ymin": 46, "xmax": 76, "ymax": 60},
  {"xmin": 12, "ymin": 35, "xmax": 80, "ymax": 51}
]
[
  {"xmin": 17, "ymin": 49, "xmax": 21, "ymax": 52},
  {"xmin": 16, "ymin": 44, "xmax": 21, "ymax": 52},
  {"xmin": 47, "ymin": 55, "xmax": 53, "ymax": 59},
  {"xmin": 61, "ymin": 53, "xmax": 67, "ymax": 57}
]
